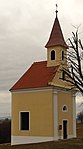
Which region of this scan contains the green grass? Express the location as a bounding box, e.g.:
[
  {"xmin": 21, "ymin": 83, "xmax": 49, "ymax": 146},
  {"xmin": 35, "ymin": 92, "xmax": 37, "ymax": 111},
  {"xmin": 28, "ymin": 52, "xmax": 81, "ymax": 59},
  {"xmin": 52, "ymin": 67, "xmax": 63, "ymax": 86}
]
[{"xmin": 0, "ymin": 138, "xmax": 83, "ymax": 149}]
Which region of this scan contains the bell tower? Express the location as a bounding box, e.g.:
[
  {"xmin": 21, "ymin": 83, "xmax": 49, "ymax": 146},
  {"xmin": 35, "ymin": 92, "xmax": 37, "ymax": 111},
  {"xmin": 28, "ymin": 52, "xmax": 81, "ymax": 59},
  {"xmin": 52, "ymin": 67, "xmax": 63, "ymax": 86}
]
[{"xmin": 45, "ymin": 5, "xmax": 68, "ymax": 67}]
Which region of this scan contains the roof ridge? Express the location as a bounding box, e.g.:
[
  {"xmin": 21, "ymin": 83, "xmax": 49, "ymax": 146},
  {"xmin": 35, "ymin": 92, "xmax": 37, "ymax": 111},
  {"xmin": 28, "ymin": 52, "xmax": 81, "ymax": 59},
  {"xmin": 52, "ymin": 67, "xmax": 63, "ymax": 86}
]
[{"xmin": 34, "ymin": 60, "xmax": 47, "ymax": 64}]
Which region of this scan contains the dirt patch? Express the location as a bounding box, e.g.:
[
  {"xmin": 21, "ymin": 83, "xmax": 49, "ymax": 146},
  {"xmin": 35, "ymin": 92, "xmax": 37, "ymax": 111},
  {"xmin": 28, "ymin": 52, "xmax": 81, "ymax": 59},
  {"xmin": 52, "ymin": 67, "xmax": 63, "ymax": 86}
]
[{"xmin": 0, "ymin": 138, "xmax": 83, "ymax": 149}]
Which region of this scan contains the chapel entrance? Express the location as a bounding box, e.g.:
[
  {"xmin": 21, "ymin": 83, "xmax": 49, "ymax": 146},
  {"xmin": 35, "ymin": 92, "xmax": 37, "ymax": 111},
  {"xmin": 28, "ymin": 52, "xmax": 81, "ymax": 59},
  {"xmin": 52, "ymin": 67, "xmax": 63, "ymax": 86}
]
[{"xmin": 63, "ymin": 120, "xmax": 67, "ymax": 139}]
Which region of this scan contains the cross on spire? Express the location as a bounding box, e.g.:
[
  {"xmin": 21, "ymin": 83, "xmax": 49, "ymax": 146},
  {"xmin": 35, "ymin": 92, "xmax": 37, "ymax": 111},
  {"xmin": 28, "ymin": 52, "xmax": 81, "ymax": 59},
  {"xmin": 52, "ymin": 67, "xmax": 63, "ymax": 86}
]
[{"xmin": 55, "ymin": 4, "xmax": 58, "ymax": 17}]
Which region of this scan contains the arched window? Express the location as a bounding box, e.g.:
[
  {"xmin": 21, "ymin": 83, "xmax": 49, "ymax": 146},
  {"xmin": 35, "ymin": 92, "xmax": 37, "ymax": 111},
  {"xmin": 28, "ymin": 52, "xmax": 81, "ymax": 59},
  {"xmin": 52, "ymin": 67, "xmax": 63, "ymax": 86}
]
[
  {"xmin": 62, "ymin": 51, "xmax": 64, "ymax": 60},
  {"xmin": 51, "ymin": 50, "xmax": 55, "ymax": 60},
  {"xmin": 62, "ymin": 105, "xmax": 68, "ymax": 112}
]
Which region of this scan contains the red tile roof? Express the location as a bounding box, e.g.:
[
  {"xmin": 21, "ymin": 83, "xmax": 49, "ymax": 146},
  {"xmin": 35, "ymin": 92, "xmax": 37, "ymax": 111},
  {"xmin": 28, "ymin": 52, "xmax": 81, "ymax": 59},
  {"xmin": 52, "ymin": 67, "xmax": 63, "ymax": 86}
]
[
  {"xmin": 10, "ymin": 61, "xmax": 59, "ymax": 91},
  {"xmin": 45, "ymin": 16, "xmax": 68, "ymax": 48}
]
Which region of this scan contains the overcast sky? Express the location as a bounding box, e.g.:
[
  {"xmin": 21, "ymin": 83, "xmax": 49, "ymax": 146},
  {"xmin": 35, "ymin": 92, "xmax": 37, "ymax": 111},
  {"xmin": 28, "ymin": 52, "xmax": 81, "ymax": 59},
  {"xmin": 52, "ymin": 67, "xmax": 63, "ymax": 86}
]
[{"xmin": 0, "ymin": 0, "xmax": 83, "ymax": 118}]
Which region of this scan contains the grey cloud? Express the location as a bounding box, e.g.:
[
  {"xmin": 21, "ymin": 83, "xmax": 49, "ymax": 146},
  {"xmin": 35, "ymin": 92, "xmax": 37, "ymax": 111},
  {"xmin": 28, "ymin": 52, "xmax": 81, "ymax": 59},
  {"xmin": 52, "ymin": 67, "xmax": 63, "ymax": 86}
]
[{"xmin": 0, "ymin": 102, "xmax": 11, "ymax": 117}]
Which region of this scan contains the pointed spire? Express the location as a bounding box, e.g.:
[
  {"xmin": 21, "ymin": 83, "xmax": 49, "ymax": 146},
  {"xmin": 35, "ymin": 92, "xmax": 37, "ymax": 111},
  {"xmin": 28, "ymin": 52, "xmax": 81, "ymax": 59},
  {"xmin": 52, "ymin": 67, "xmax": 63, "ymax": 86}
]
[{"xmin": 45, "ymin": 8, "xmax": 68, "ymax": 48}]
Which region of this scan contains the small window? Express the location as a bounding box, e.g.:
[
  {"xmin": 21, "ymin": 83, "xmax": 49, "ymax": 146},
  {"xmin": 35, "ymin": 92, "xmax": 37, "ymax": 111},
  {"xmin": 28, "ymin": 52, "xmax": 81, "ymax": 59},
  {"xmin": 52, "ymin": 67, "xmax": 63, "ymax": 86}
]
[
  {"xmin": 51, "ymin": 50, "xmax": 55, "ymax": 60},
  {"xmin": 62, "ymin": 51, "xmax": 64, "ymax": 60},
  {"xmin": 61, "ymin": 71, "xmax": 65, "ymax": 80},
  {"xmin": 20, "ymin": 112, "xmax": 30, "ymax": 130},
  {"xmin": 62, "ymin": 105, "xmax": 68, "ymax": 112}
]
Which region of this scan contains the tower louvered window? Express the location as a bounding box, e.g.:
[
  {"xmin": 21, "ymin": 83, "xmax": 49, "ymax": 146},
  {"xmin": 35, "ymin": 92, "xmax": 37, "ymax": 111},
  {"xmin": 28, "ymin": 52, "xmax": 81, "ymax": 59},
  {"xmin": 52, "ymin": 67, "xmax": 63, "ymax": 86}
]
[
  {"xmin": 51, "ymin": 50, "xmax": 55, "ymax": 60},
  {"xmin": 62, "ymin": 51, "xmax": 64, "ymax": 60}
]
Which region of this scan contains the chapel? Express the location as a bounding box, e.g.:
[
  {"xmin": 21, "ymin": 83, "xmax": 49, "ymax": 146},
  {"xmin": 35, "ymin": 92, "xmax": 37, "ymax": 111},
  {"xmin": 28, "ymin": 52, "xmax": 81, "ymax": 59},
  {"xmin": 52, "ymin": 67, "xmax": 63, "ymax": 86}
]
[{"xmin": 10, "ymin": 8, "xmax": 76, "ymax": 145}]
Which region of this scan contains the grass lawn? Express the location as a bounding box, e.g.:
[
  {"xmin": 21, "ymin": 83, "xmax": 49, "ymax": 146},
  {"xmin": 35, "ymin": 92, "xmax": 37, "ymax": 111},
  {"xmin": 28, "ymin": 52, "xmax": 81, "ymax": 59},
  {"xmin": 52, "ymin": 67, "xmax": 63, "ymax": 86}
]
[{"xmin": 0, "ymin": 138, "xmax": 83, "ymax": 149}]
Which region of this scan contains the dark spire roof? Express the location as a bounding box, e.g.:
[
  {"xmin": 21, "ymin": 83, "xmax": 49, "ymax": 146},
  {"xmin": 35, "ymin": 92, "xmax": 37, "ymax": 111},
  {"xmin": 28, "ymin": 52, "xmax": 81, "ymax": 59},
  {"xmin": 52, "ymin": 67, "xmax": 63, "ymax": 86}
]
[{"xmin": 45, "ymin": 13, "xmax": 68, "ymax": 48}]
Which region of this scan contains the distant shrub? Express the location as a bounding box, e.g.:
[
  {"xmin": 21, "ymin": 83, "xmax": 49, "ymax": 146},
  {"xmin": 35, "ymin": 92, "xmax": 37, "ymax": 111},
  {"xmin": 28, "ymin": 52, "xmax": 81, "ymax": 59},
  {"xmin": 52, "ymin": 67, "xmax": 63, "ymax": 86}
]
[{"xmin": 0, "ymin": 119, "xmax": 11, "ymax": 143}]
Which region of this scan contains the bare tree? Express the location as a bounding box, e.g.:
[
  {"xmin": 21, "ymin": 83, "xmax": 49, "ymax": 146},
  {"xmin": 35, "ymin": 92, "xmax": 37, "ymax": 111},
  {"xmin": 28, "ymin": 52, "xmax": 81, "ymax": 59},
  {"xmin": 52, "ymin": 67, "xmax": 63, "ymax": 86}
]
[
  {"xmin": 61, "ymin": 31, "xmax": 83, "ymax": 94},
  {"xmin": 77, "ymin": 110, "xmax": 83, "ymax": 123}
]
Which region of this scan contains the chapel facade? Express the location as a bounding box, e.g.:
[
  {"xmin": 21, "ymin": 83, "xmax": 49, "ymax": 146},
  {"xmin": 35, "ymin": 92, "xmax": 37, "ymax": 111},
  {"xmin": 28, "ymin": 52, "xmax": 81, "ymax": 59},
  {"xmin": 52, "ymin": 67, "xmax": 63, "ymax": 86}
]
[{"xmin": 10, "ymin": 10, "xmax": 76, "ymax": 145}]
